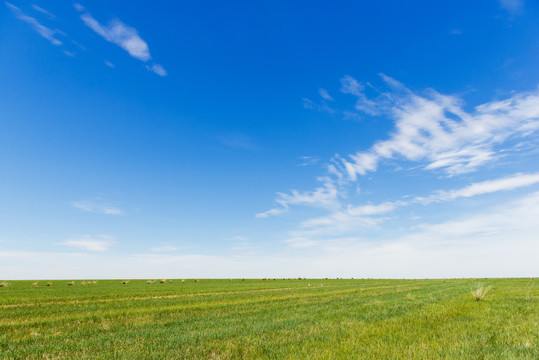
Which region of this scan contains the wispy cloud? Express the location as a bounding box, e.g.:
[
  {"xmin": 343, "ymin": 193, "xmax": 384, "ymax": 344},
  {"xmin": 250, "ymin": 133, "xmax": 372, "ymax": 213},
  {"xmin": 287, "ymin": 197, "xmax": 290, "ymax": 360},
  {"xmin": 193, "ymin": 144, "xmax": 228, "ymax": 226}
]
[
  {"xmin": 261, "ymin": 78, "xmax": 539, "ymax": 235},
  {"xmin": 288, "ymin": 201, "xmax": 400, "ymax": 242},
  {"xmin": 285, "ymin": 172, "xmax": 539, "ymax": 243},
  {"xmin": 31, "ymin": 4, "xmax": 55, "ymax": 19},
  {"xmin": 256, "ymin": 177, "xmax": 339, "ymax": 218},
  {"xmin": 255, "ymin": 207, "xmax": 288, "ymax": 218},
  {"xmin": 302, "ymin": 97, "xmax": 335, "ymax": 114},
  {"xmin": 276, "ymin": 190, "xmax": 539, "ymax": 276},
  {"xmin": 62, "ymin": 50, "xmax": 75, "ymax": 57},
  {"xmin": 336, "ymin": 75, "xmax": 539, "ymax": 179},
  {"xmin": 71, "ymin": 199, "xmax": 124, "ymax": 215},
  {"xmin": 499, "ymin": 0, "xmax": 524, "ymax": 14},
  {"xmin": 218, "ymin": 133, "xmax": 256, "ymax": 150},
  {"xmin": 74, "ymin": 3, "xmax": 166, "ymax": 76},
  {"xmin": 417, "ymin": 172, "xmax": 539, "ymax": 204},
  {"xmin": 6, "ymin": 2, "xmax": 63, "ymax": 46},
  {"xmin": 147, "ymin": 64, "xmax": 167, "ymax": 77},
  {"xmin": 296, "ymin": 156, "xmax": 320, "ymax": 167},
  {"xmin": 60, "ymin": 235, "xmax": 115, "ymax": 252},
  {"xmin": 340, "ymin": 75, "xmax": 381, "ymax": 115},
  {"xmin": 410, "ymin": 190, "xmax": 539, "ymax": 244},
  {"xmin": 318, "ymin": 88, "xmax": 334, "ymax": 101}
]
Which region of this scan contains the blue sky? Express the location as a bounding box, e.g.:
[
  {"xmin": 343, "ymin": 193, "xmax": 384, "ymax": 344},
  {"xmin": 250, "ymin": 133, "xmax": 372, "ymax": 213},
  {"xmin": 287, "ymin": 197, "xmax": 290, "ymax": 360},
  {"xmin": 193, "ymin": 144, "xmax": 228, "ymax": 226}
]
[{"xmin": 1, "ymin": 0, "xmax": 539, "ymax": 279}]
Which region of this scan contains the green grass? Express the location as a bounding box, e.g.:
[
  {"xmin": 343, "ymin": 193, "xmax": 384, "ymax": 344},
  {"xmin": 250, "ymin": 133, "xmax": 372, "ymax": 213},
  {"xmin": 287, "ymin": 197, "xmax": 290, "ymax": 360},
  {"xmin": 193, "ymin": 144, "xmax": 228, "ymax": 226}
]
[{"xmin": 0, "ymin": 278, "xmax": 537, "ymax": 359}]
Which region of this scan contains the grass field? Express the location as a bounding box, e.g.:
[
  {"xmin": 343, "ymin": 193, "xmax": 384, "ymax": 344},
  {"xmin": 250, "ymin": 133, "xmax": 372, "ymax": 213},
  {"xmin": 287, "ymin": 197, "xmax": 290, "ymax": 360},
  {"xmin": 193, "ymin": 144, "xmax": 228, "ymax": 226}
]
[{"xmin": 0, "ymin": 278, "xmax": 537, "ymax": 359}]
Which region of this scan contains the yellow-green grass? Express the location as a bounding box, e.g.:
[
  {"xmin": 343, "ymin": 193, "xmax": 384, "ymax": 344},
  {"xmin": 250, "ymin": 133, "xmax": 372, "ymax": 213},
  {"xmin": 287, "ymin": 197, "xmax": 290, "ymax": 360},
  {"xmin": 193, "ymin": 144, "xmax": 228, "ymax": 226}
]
[{"xmin": 0, "ymin": 278, "xmax": 537, "ymax": 359}]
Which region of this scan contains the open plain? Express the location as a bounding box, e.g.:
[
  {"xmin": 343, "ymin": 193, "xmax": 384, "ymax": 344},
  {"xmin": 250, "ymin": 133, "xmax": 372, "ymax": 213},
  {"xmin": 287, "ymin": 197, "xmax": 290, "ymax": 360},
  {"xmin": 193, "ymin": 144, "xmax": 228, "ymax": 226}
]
[{"xmin": 0, "ymin": 278, "xmax": 537, "ymax": 359}]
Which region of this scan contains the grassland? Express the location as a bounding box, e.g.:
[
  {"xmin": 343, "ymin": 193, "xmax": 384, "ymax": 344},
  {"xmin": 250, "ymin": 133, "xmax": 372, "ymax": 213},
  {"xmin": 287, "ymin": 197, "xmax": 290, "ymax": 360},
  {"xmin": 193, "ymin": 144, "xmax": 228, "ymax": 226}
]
[{"xmin": 0, "ymin": 278, "xmax": 537, "ymax": 359}]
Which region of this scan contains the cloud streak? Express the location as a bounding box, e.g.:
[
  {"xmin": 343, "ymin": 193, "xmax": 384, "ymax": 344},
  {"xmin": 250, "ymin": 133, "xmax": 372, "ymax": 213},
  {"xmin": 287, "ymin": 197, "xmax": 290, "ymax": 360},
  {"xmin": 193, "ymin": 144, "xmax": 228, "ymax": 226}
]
[
  {"xmin": 31, "ymin": 4, "xmax": 55, "ymax": 19},
  {"xmin": 418, "ymin": 172, "xmax": 539, "ymax": 204},
  {"xmin": 256, "ymin": 177, "xmax": 339, "ymax": 218},
  {"xmin": 6, "ymin": 2, "xmax": 63, "ymax": 46},
  {"xmin": 74, "ymin": 3, "xmax": 166, "ymax": 76},
  {"xmin": 286, "ymin": 172, "xmax": 539, "ymax": 242},
  {"xmin": 338, "ymin": 75, "xmax": 539, "ymax": 179},
  {"xmin": 71, "ymin": 199, "xmax": 124, "ymax": 215},
  {"xmin": 60, "ymin": 235, "xmax": 115, "ymax": 252}
]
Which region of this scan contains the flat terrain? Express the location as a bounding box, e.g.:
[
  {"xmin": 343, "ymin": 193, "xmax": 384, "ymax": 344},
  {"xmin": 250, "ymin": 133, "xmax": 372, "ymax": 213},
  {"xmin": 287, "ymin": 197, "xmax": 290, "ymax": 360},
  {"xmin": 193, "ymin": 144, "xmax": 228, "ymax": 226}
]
[{"xmin": 0, "ymin": 278, "xmax": 537, "ymax": 359}]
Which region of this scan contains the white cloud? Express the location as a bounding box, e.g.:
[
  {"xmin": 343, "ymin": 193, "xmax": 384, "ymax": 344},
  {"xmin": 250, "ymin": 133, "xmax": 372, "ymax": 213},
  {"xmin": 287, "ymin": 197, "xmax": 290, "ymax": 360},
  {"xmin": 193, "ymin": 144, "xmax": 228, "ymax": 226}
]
[
  {"xmin": 281, "ymin": 171, "xmax": 539, "ymax": 245},
  {"xmin": 255, "ymin": 207, "xmax": 288, "ymax": 218},
  {"xmin": 6, "ymin": 2, "xmax": 63, "ymax": 46},
  {"xmin": 340, "ymin": 75, "xmax": 380, "ymax": 115},
  {"xmin": 339, "ymin": 76, "xmax": 539, "ymax": 178},
  {"xmin": 148, "ymin": 64, "xmax": 167, "ymax": 76},
  {"xmin": 296, "ymin": 156, "xmax": 320, "ymax": 167},
  {"xmin": 318, "ymin": 88, "xmax": 334, "ymax": 101},
  {"xmin": 80, "ymin": 14, "xmax": 150, "ymax": 61},
  {"xmin": 32, "ymin": 4, "xmax": 55, "ymax": 19},
  {"xmin": 73, "ymin": 2, "xmax": 85, "ymax": 12},
  {"xmin": 302, "ymin": 97, "xmax": 335, "ymax": 114},
  {"xmin": 410, "ymin": 191, "xmax": 539, "ymax": 243},
  {"xmin": 418, "ymin": 172, "xmax": 539, "ymax": 204},
  {"xmin": 289, "ymin": 201, "xmax": 401, "ymax": 241},
  {"xmin": 104, "ymin": 60, "xmax": 115, "ymax": 68},
  {"xmin": 75, "ymin": 4, "xmax": 166, "ymax": 76},
  {"xmin": 256, "ymin": 177, "xmax": 340, "ymax": 218},
  {"xmin": 60, "ymin": 235, "xmax": 115, "ymax": 252},
  {"xmin": 71, "ymin": 199, "xmax": 124, "ymax": 215}
]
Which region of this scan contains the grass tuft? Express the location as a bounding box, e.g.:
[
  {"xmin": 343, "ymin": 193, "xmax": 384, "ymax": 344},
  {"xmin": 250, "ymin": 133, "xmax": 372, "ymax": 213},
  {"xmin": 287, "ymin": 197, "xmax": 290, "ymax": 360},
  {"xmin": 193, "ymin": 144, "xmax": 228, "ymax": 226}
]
[
  {"xmin": 471, "ymin": 283, "xmax": 491, "ymax": 301},
  {"xmin": 67, "ymin": 281, "xmax": 74, "ymax": 286},
  {"xmin": 0, "ymin": 282, "xmax": 8, "ymax": 287}
]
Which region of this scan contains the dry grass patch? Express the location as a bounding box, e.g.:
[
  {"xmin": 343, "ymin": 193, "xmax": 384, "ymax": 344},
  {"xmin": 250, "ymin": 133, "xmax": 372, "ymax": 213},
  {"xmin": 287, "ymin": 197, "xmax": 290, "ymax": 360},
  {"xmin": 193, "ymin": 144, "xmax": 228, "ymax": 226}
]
[{"xmin": 471, "ymin": 283, "xmax": 491, "ymax": 301}]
